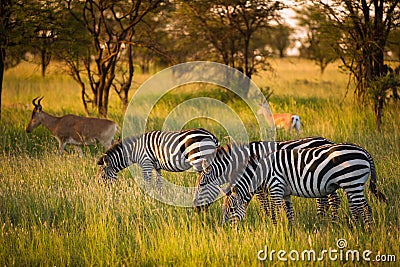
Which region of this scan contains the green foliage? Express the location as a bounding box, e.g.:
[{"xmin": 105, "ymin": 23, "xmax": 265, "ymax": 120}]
[
  {"xmin": 177, "ymin": 0, "xmax": 284, "ymax": 80},
  {"xmin": 0, "ymin": 59, "xmax": 399, "ymax": 265},
  {"xmin": 387, "ymin": 29, "xmax": 400, "ymax": 61},
  {"xmin": 266, "ymin": 23, "xmax": 294, "ymax": 58},
  {"xmin": 296, "ymin": 3, "xmax": 339, "ymax": 74}
]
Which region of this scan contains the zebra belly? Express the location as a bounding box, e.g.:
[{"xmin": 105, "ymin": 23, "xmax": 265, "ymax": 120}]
[
  {"xmin": 156, "ymin": 159, "xmax": 192, "ymax": 172},
  {"xmin": 288, "ymin": 185, "xmax": 337, "ymax": 198},
  {"xmin": 284, "ymin": 172, "xmax": 339, "ymax": 198}
]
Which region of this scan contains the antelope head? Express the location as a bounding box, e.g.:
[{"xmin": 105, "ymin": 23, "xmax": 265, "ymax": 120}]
[{"xmin": 26, "ymin": 97, "xmax": 44, "ymax": 133}]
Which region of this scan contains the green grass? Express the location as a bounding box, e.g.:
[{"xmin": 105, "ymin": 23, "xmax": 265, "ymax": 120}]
[{"xmin": 1, "ymin": 58, "xmax": 399, "ymax": 266}]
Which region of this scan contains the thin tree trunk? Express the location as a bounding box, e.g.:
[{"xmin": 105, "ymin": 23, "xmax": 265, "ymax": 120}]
[
  {"xmin": 122, "ymin": 43, "xmax": 134, "ymax": 110},
  {"xmin": 0, "ymin": 48, "xmax": 5, "ymax": 120},
  {"xmin": 41, "ymin": 49, "xmax": 47, "ymax": 77}
]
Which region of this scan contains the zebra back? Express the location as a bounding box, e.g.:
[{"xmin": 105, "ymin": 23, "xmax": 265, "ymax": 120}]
[
  {"xmin": 194, "ymin": 137, "xmax": 334, "ymax": 210},
  {"xmin": 277, "ymin": 136, "xmax": 334, "ymax": 150},
  {"xmin": 178, "ymin": 128, "xmax": 220, "ymax": 170},
  {"xmin": 98, "ymin": 128, "xmax": 219, "ymax": 183},
  {"xmin": 144, "ymin": 128, "xmax": 219, "ymax": 172},
  {"xmin": 223, "ymin": 143, "xmax": 386, "ymax": 224}
]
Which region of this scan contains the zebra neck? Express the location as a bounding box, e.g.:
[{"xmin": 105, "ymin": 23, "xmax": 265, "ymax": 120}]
[{"xmin": 110, "ymin": 138, "xmax": 137, "ymax": 172}]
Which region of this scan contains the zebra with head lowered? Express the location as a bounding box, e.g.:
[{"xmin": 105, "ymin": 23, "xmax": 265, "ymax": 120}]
[
  {"xmin": 97, "ymin": 128, "xmax": 219, "ymax": 186},
  {"xmin": 222, "ymin": 143, "xmax": 387, "ymax": 228},
  {"xmin": 193, "ymin": 137, "xmax": 340, "ymax": 218}
]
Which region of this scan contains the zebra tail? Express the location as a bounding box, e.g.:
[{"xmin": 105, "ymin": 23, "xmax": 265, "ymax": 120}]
[{"xmin": 368, "ymin": 154, "xmax": 387, "ymax": 203}]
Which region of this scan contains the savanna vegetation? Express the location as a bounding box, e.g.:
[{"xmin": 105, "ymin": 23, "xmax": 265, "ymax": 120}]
[{"xmin": 0, "ymin": 58, "xmax": 399, "ymax": 265}]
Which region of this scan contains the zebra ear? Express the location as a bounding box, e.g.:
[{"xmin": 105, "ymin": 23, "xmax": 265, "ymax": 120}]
[
  {"xmin": 231, "ymin": 185, "xmax": 238, "ymax": 196},
  {"xmin": 97, "ymin": 154, "xmax": 107, "ymax": 165}
]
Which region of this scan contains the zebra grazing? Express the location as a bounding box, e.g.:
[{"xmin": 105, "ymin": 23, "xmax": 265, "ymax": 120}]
[
  {"xmin": 193, "ymin": 137, "xmax": 338, "ymax": 217},
  {"xmin": 222, "ymin": 143, "xmax": 387, "ymax": 228},
  {"xmin": 97, "ymin": 128, "xmax": 219, "ymax": 185}
]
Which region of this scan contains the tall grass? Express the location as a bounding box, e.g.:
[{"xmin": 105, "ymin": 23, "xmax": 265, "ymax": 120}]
[{"xmin": 0, "ymin": 59, "xmax": 399, "ymax": 265}]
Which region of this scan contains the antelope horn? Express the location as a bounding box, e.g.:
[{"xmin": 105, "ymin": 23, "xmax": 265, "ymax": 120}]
[
  {"xmin": 37, "ymin": 96, "xmax": 44, "ymax": 106},
  {"xmin": 32, "ymin": 96, "xmax": 44, "ymax": 108},
  {"xmin": 32, "ymin": 97, "xmax": 40, "ymax": 107}
]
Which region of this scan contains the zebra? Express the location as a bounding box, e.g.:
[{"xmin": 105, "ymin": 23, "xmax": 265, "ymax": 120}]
[
  {"xmin": 222, "ymin": 143, "xmax": 387, "ymax": 228},
  {"xmin": 97, "ymin": 128, "xmax": 219, "ymax": 186},
  {"xmin": 193, "ymin": 137, "xmax": 340, "ymax": 218}
]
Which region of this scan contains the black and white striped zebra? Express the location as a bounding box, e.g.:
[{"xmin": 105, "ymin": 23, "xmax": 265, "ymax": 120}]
[
  {"xmin": 193, "ymin": 137, "xmax": 339, "ymax": 217},
  {"xmin": 97, "ymin": 128, "xmax": 219, "ymax": 185},
  {"xmin": 222, "ymin": 143, "xmax": 387, "ymax": 227}
]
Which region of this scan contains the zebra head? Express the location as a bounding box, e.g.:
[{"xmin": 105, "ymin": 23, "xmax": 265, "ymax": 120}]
[
  {"xmin": 96, "ymin": 137, "xmax": 136, "ymax": 183},
  {"xmin": 222, "ymin": 185, "xmax": 247, "ymax": 225},
  {"xmin": 97, "ymin": 153, "xmax": 118, "ymax": 183},
  {"xmin": 193, "ymin": 159, "xmax": 222, "ymax": 212}
]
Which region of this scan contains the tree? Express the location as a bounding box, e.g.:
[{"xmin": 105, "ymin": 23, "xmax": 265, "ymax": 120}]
[
  {"xmin": 63, "ymin": 0, "xmax": 163, "ymax": 117},
  {"xmin": 178, "ymin": 0, "xmax": 284, "ymax": 96},
  {"xmin": 1, "ymin": 0, "xmax": 85, "ymax": 118},
  {"xmin": 27, "ymin": 1, "xmax": 62, "ymax": 77},
  {"xmin": 133, "ymin": 2, "xmax": 192, "ymax": 66},
  {"xmin": 175, "ymin": 1, "xmax": 241, "ymax": 66},
  {"xmin": 387, "ymin": 28, "xmax": 400, "ymax": 62},
  {"xmin": 296, "ymin": 4, "xmax": 339, "ymax": 74},
  {"xmin": 315, "ymin": 0, "xmax": 400, "ymax": 130},
  {"xmin": 0, "ymin": 0, "xmax": 37, "ymax": 118},
  {"xmin": 267, "ymin": 23, "xmax": 294, "ymax": 58},
  {"xmin": 225, "ymin": 0, "xmax": 284, "ymax": 80},
  {"xmin": 14, "ymin": 0, "xmax": 66, "ymax": 78},
  {"xmin": 0, "ymin": 0, "xmax": 13, "ymax": 119}
]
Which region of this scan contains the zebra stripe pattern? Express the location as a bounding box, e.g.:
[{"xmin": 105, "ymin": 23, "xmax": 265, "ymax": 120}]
[
  {"xmin": 97, "ymin": 128, "xmax": 219, "ymax": 185},
  {"xmin": 222, "ymin": 143, "xmax": 387, "ymax": 227},
  {"xmin": 193, "ymin": 137, "xmax": 336, "ymax": 214}
]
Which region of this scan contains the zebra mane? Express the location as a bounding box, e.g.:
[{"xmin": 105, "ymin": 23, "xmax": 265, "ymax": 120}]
[
  {"xmin": 98, "ymin": 136, "xmax": 138, "ymax": 165},
  {"xmin": 110, "ymin": 136, "xmax": 138, "ymax": 152},
  {"xmin": 218, "ymin": 142, "xmax": 249, "ymax": 154}
]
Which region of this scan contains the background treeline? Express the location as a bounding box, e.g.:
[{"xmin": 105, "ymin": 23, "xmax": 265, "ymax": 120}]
[{"xmin": 1, "ymin": 0, "xmax": 400, "ymax": 128}]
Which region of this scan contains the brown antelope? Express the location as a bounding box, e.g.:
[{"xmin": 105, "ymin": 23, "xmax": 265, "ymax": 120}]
[
  {"xmin": 258, "ymin": 102, "xmax": 301, "ymax": 134},
  {"xmin": 26, "ymin": 97, "xmax": 119, "ymax": 155}
]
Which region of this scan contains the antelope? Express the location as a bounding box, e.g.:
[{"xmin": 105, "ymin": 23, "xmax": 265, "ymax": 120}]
[
  {"xmin": 258, "ymin": 102, "xmax": 301, "ymax": 134},
  {"xmin": 26, "ymin": 97, "xmax": 119, "ymax": 156}
]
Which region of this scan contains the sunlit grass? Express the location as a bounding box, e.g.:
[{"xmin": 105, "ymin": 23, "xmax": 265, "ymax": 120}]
[{"xmin": 0, "ymin": 59, "xmax": 399, "ymax": 265}]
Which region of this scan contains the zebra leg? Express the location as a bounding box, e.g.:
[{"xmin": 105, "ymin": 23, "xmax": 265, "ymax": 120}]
[
  {"xmin": 155, "ymin": 169, "xmax": 163, "ymax": 193},
  {"xmin": 316, "ymin": 197, "xmax": 329, "ymax": 216},
  {"xmin": 270, "ymin": 199, "xmax": 278, "ymax": 225},
  {"xmin": 328, "ymin": 192, "xmax": 341, "ymax": 221},
  {"xmin": 347, "ymin": 194, "xmax": 362, "ymax": 224},
  {"xmin": 361, "ymin": 199, "xmax": 373, "ymax": 229},
  {"xmin": 269, "ymin": 188, "xmax": 284, "ymax": 225},
  {"xmin": 255, "ymin": 188, "xmax": 271, "ymax": 218},
  {"xmin": 141, "ymin": 162, "xmax": 155, "ymax": 190},
  {"xmin": 348, "ymin": 194, "xmax": 372, "ymax": 229},
  {"xmin": 283, "ymin": 196, "xmax": 295, "ymax": 224}
]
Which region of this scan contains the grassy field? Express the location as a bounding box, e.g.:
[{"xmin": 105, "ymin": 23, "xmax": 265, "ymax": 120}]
[{"xmin": 1, "ymin": 58, "xmax": 399, "ymax": 266}]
